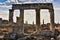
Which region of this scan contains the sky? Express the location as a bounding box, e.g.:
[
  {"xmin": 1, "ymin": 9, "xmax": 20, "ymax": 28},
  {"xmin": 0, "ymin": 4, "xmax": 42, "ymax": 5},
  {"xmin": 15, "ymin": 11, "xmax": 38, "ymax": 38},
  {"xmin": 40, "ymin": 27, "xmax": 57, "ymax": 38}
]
[{"xmin": 0, "ymin": 0, "xmax": 60, "ymax": 24}]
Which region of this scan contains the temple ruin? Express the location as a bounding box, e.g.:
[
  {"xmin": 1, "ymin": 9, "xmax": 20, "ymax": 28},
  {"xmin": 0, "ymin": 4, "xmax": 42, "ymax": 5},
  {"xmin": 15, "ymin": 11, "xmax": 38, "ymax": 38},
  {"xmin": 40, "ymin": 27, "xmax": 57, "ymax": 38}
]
[{"xmin": 9, "ymin": 3, "xmax": 55, "ymax": 33}]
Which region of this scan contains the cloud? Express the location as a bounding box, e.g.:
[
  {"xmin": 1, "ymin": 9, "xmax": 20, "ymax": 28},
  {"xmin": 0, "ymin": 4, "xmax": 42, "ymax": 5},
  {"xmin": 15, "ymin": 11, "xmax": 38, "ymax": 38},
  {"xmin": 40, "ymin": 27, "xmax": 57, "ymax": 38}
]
[
  {"xmin": 12, "ymin": 0, "xmax": 54, "ymax": 3},
  {"xmin": 0, "ymin": 0, "xmax": 16, "ymax": 6},
  {"xmin": 9, "ymin": 0, "xmax": 16, "ymax": 2},
  {"xmin": 0, "ymin": 5, "xmax": 12, "ymax": 10},
  {"xmin": 0, "ymin": 10, "xmax": 9, "ymax": 20},
  {"xmin": 0, "ymin": 0, "xmax": 14, "ymax": 10}
]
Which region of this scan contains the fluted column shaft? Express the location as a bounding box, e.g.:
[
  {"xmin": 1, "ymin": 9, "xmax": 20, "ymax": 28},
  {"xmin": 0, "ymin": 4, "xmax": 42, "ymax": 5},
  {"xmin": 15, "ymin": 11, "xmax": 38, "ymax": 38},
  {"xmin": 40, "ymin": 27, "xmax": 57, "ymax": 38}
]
[
  {"xmin": 49, "ymin": 9, "xmax": 55, "ymax": 31},
  {"xmin": 36, "ymin": 9, "xmax": 40, "ymax": 33},
  {"xmin": 20, "ymin": 9, "xmax": 24, "ymax": 33},
  {"xmin": 9, "ymin": 9, "xmax": 14, "ymax": 23}
]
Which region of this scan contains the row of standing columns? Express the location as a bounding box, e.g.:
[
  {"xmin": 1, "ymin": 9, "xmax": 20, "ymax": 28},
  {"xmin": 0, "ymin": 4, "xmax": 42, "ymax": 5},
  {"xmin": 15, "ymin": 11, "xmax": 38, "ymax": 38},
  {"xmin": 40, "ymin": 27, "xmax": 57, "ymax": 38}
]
[
  {"xmin": 9, "ymin": 9, "xmax": 54, "ymax": 33},
  {"xmin": 35, "ymin": 9, "xmax": 55, "ymax": 32}
]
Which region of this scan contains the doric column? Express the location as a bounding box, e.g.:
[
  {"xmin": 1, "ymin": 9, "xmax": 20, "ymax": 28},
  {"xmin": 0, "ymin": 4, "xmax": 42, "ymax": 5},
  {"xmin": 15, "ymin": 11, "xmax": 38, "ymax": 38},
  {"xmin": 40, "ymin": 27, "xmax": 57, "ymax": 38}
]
[
  {"xmin": 49, "ymin": 9, "xmax": 55, "ymax": 31},
  {"xmin": 35, "ymin": 9, "xmax": 40, "ymax": 33},
  {"xmin": 20, "ymin": 9, "xmax": 24, "ymax": 33},
  {"xmin": 9, "ymin": 9, "xmax": 14, "ymax": 23}
]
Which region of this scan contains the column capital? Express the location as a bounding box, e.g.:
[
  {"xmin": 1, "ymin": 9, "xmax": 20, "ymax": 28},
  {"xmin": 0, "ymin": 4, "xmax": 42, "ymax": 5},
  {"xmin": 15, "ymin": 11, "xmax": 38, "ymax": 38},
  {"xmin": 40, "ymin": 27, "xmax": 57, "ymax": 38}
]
[
  {"xmin": 20, "ymin": 9, "xmax": 24, "ymax": 10},
  {"xmin": 49, "ymin": 8, "xmax": 54, "ymax": 12},
  {"xmin": 35, "ymin": 9, "xmax": 40, "ymax": 13},
  {"xmin": 9, "ymin": 9, "xmax": 14, "ymax": 12},
  {"xmin": 35, "ymin": 9, "xmax": 40, "ymax": 10}
]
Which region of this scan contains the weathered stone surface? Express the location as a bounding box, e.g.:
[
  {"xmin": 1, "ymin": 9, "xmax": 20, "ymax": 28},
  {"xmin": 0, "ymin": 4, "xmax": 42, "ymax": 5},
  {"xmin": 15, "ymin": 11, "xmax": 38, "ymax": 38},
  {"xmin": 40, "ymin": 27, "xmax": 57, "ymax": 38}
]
[
  {"xmin": 9, "ymin": 9, "xmax": 14, "ymax": 23},
  {"xmin": 20, "ymin": 9, "xmax": 24, "ymax": 33},
  {"xmin": 9, "ymin": 3, "xmax": 54, "ymax": 34},
  {"xmin": 12, "ymin": 3, "xmax": 53, "ymax": 9},
  {"xmin": 35, "ymin": 9, "xmax": 40, "ymax": 33}
]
